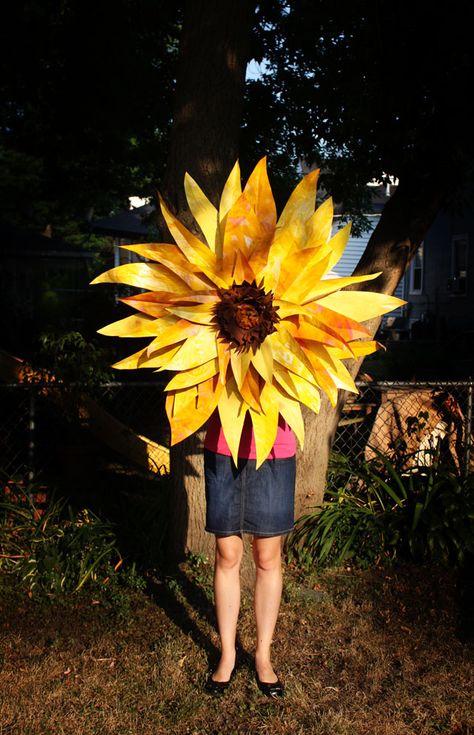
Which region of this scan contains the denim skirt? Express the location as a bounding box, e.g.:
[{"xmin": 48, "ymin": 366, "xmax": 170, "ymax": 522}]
[{"xmin": 204, "ymin": 449, "xmax": 296, "ymax": 537}]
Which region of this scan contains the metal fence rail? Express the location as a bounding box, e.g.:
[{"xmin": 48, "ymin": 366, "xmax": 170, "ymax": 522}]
[{"xmin": 0, "ymin": 380, "xmax": 472, "ymax": 484}]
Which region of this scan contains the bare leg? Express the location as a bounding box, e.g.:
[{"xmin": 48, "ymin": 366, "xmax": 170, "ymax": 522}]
[
  {"xmin": 252, "ymin": 535, "xmax": 283, "ymax": 683},
  {"xmin": 212, "ymin": 534, "xmax": 243, "ymax": 682}
]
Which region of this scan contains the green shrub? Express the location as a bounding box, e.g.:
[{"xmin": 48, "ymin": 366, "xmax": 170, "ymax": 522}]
[
  {"xmin": 287, "ymin": 448, "xmax": 474, "ymax": 570},
  {"xmin": 0, "ymin": 479, "xmax": 145, "ymax": 614}
]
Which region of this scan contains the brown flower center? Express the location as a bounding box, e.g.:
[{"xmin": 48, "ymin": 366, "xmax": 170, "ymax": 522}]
[{"xmin": 213, "ymin": 280, "xmax": 280, "ymax": 353}]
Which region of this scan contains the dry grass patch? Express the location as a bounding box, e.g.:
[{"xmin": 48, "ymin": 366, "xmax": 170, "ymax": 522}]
[{"xmin": 0, "ymin": 562, "xmax": 473, "ymax": 735}]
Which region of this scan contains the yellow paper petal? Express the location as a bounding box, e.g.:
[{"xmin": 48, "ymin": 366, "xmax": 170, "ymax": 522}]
[
  {"xmin": 273, "ymin": 299, "xmax": 318, "ymax": 320},
  {"xmin": 148, "ymin": 319, "xmax": 201, "ymax": 352},
  {"xmin": 232, "ymin": 248, "xmax": 257, "ymax": 284},
  {"xmin": 274, "ymin": 168, "xmax": 319, "ymax": 247},
  {"xmin": 278, "ymin": 252, "xmax": 332, "ymax": 302},
  {"xmin": 300, "ymin": 272, "xmax": 381, "ymax": 304},
  {"xmin": 285, "ymin": 318, "xmax": 349, "ymax": 351},
  {"xmin": 238, "ymin": 365, "xmax": 262, "ymax": 411},
  {"xmin": 165, "ymin": 358, "xmax": 219, "ymax": 390},
  {"xmin": 276, "ymin": 248, "xmax": 329, "ymax": 298},
  {"xmin": 216, "ymin": 339, "xmax": 231, "ymax": 385},
  {"xmin": 160, "ymin": 326, "xmax": 218, "ymax": 371},
  {"xmin": 304, "ymin": 196, "xmax": 333, "ymax": 248},
  {"xmin": 262, "ymin": 231, "xmax": 299, "ymax": 291},
  {"xmin": 230, "ymin": 349, "xmax": 252, "ymax": 390},
  {"xmin": 221, "ymin": 193, "xmax": 267, "ymax": 281},
  {"xmin": 272, "ymin": 362, "xmax": 321, "ymax": 413},
  {"xmin": 302, "ymin": 302, "xmax": 372, "ymax": 340},
  {"xmin": 90, "ymin": 262, "xmax": 192, "ymax": 294},
  {"xmin": 249, "ymin": 383, "xmax": 279, "ymax": 468},
  {"xmin": 250, "ymin": 337, "xmax": 274, "ymax": 384},
  {"xmin": 133, "ymin": 314, "xmax": 182, "ymax": 353},
  {"xmin": 173, "ymin": 385, "xmax": 198, "ymax": 420},
  {"xmin": 301, "ymin": 342, "xmax": 358, "ymax": 394},
  {"xmin": 168, "ymin": 376, "xmax": 222, "ymax": 445},
  {"xmin": 114, "ymin": 342, "xmax": 183, "ymax": 370},
  {"xmin": 165, "ymin": 391, "xmax": 175, "ymax": 427},
  {"xmin": 160, "ymin": 196, "xmax": 228, "ymax": 288},
  {"xmin": 164, "ymin": 302, "xmax": 217, "ymax": 324},
  {"xmin": 317, "ymin": 291, "xmax": 406, "ymax": 322},
  {"xmin": 121, "ymin": 242, "xmax": 213, "ymax": 291},
  {"xmin": 120, "ymin": 293, "xmax": 168, "ymax": 318},
  {"xmin": 269, "ymin": 329, "xmax": 316, "ymax": 384},
  {"xmin": 320, "ymin": 222, "xmax": 352, "ymax": 274},
  {"xmin": 243, "ymin": 156, "xmax": 277, "ymax": 234},
  {"xmin": 219, "ymin": 160, "xmax": 242, "ymax": 225},
  {"xmin": 326, "ymin": 357, "xmax": 359, "ymax": 394},
  {"xmin": 274, "ymin": 387, "xmax": 305, "ymax": 449},
  {"xmin": 184, "ymin": 172, "xmax": 219, "ymax": 252},
  {"xmin": 111, "ymin": 346, "xmax": 148, "ymax": 370},
  {"xmin": 98, "ymin": 314, "xmax": 159, "ymax": 338},
  {"xmin": 218, "ymin": 375, "xmax": 248, "ymax": 465},
  {"xmin": 313, "ymin": 369, "xmax": 339, "ymax": 407},
  {"xmin": 347, "ymin": 340, "xmax": 384, "ymax": 357}
]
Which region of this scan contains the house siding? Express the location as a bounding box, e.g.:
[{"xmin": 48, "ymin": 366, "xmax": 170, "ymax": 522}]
[{"xmin": 407, "ymin": 208, "xmax": 474, "ymax": 334}]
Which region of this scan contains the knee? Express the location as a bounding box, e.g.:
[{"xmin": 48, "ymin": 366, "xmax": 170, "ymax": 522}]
[
  {"xmin": 253, "ymin": 545, "xmax": 281, "ymax": 573},
  {"xmin": 216, "ymin": 541, "xmax": 243, "ymax": 571}
]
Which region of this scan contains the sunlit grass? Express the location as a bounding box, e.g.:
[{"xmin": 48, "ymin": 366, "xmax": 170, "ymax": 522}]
[{"xmin": 0, "ymin": 562, "xmax": 472, "ymax": 735}]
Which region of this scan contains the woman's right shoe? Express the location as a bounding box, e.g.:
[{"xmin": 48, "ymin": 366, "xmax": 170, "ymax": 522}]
[
  {"xmin": 255, "ymin": 670, "xmax": 285, "ymax": 698},
  {"xmin": 205, "ymin": 667, "xmax": 235, "ymax": 695}
]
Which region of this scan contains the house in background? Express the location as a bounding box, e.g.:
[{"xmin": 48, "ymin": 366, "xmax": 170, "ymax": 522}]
[
  {"xmin": 405, "ymin": 206, "xmax": 473, "ymax": 339},
  {"xmin": 333, "ymin": 182, "xmax": 473, "ymax": 352}
]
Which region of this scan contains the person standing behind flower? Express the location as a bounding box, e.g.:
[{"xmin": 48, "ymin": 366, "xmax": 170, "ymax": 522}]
[{"xmin": 203, "ymin": 410, "xmax": 296, "ymax": 698}]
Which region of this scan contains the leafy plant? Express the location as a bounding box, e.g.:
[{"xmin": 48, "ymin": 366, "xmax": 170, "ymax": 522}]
[
  {"xmin": 0, "ymin": 478, "xmax": 145, "ymax": 616},
  {"xmin": 35, "ymin": 331, "xmax": 114, "ymax": 389},
  {"xmin": 287, "ymin": 448, "xmax": 474, "ymax": 570}
]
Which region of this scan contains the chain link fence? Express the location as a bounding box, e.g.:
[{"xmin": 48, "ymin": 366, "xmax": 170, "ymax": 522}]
[
  {"xmin": 334, "ymin": 380, "xmax": 473, "ymax": 477},
  {"xmin": 1, "ymin": 380, "xmax": 472, "ymax": 485},
  {"xmin": 0, "ymin": 381, "xmax": 168, "ymax": 484}
]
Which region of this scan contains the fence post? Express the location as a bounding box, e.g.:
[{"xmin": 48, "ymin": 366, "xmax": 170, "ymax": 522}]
[{"xmin": 464, "ymin": 380, "xmax": 473, "ymax": 477}]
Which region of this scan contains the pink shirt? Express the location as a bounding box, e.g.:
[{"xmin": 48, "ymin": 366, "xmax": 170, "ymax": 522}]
[{"xmin": 204, "ymin": 410, "xmax": 296, "ymax": 460}]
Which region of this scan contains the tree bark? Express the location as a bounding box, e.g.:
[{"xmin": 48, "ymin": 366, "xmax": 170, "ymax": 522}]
[
  {"xmin": 162, "ymin": 0, "xmax": 255, "ymax": 564},
  {"xmin": 163, "ymin": 0, "xmax": 255, "ymax": 214}
]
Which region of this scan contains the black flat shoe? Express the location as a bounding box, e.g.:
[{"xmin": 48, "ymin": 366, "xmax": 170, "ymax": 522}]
[
  {"xmin": 205, "ymin": 667, "xmax": 235, "ymax": 696},
  {"xmin": 255, "ymin": 670, "xmax": 285, "ymax": 698}
]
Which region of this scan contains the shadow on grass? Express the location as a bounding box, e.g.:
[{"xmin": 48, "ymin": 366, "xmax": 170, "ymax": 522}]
[{"xmin": 144, "ymin": 569, "xmax": 254, "ymax": 674}]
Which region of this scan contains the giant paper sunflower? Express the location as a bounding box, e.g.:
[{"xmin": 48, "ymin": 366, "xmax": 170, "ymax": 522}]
[{"xmin": 92, "ymin": 158, "xmax": 404, "ymax": 467}]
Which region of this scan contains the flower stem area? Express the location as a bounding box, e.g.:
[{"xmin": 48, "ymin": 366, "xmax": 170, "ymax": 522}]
[{"xmin": 0, "ymin": 562, "xmax": 473, "ymax": 735}]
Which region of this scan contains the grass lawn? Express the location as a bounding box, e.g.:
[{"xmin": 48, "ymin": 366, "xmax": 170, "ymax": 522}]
[{"xmin": 0, "ymin": 559, "xmax": 473, "ymax": 735}]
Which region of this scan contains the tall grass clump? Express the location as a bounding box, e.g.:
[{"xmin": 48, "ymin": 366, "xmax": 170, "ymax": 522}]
[{"xmin": 288, "ymin": 446, "xmax": 474, "ymax": 571}]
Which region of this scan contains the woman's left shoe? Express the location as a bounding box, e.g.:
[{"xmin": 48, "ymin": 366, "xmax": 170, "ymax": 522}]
[{"xmin": 255, "ymin": 670, "xmax": 285, "ymax": 698}]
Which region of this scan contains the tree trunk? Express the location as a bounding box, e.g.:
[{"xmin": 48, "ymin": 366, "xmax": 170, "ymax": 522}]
[
  {"xmin": 163, "ymin": 0, "xmax": 255, "ymax": 214},
  {"xmin": 162, "ymin": 0, "xmax": 255, "ymax": 564},
  {"xmin": 295, "ymin": 173, "xmax": 450, "ymax": 513}
]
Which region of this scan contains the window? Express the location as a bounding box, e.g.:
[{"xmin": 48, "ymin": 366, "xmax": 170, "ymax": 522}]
[
  {"xmin": 409, "ymin": 242, "xmax": 424, "ymax": 295},
  {"xmin": 449, "ymin": 234, "xmax": 468, "ymax": 295}
]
